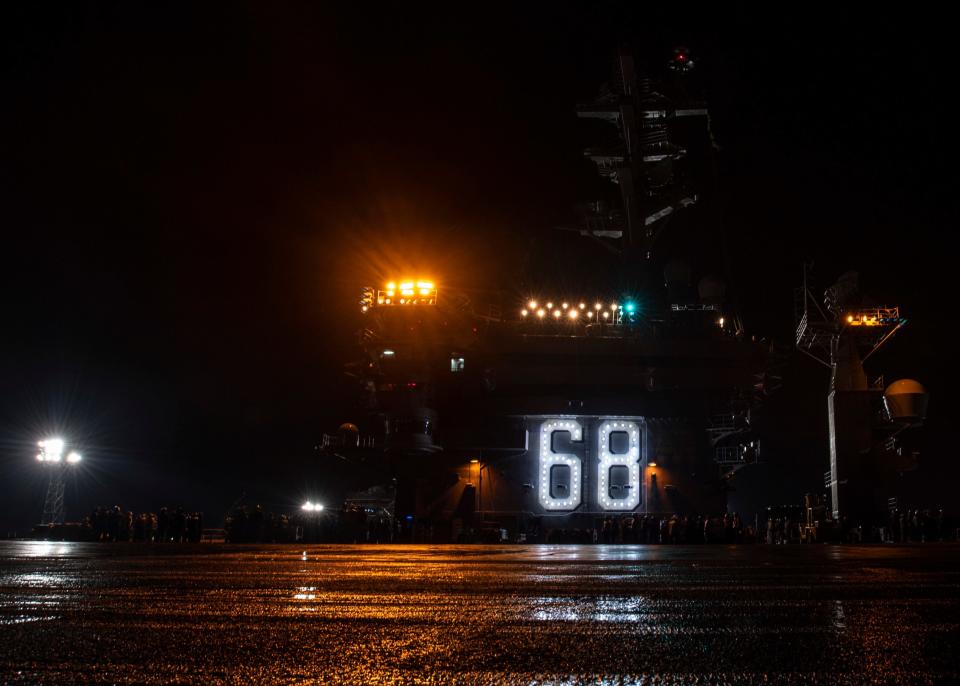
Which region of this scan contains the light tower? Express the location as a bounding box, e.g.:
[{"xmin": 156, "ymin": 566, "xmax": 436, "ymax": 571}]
[{"xmin": 36, "ymin": 438, "xmax": 82, "ymax": 525}]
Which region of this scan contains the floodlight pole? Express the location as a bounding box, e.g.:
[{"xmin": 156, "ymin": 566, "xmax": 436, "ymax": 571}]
[
  {"xmin": 36, "ymin": 438, "xmax": 81, "ymax": 525},
  {"xmin": 41, "ymin": 462, "xmax": 67, "ymax": 525}
]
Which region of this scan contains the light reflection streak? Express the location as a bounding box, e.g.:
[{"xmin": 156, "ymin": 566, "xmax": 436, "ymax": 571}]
[
  {"xmin": 0, "ymin": 615, "xmax": 58, "ymax": 625},
  {"xmin": 290, "ymin": 586, "xmax": 318, "ymax": 612},
  {"xmin": 529, "ymin": 596, "xmax": 650, "ymax": 623},
  {"xmin": 10, "ymin": 573, "xmax": 64, "ymax": 587},
  {"xmin": 527, "ymin": 679, "xmax": 723, "ymax": 686},
  {"xmin": 833, "ymin": 599, "xmax": 846, "ymax": 631},
  {"xmin": 18, "ymin": 541, "xmax": 74, "ymax": 558}
]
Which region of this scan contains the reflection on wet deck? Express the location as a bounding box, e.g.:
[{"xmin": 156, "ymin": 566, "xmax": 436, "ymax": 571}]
[{"xmin": 0, "ymin": 542, "xmax": 958, "ymax": 684}]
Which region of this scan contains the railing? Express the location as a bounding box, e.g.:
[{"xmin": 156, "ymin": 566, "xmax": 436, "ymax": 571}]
[
  {"xmin": 201, "ymin": 528, "xmax": 226, "ymax": 543},
  {"xmin": 375, "ymin": 286, "xmax": 437, "ymax": 307},
  {"xmin": 707, "ymin": 414, "xmax": 736, "ymax": 434},
  {"xmin": 714, "ymin": 446, "xmax": 742, "ymax": 465},
  {"xmin": 795, "ymin": 310, "xmax": 809, "ymax": 347},
  {"xmin": 321, "ymin": 434, "xmax": 378, "ymax": 450},
  {"xmin": 670, "ymin": 303, "xmax": 720, "ymax": 311},
  {"xmin": 846, "ymin": 306, "xmax": 901, "ymax": 326}
]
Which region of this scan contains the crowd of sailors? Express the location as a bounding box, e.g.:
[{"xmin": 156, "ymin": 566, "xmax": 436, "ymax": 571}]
[
  {"xmin": 536, "ymin": 508, "xmax": 955, "ymax": 545},
  {"xmin": 29, "ymin": 504, "xmax": 954, "ymax": 544},
  {"xmin": 86, "ymin": 506, "xmax": 204, "ymax": 542},
  {"xmin": 875, "ymin": 508, "xmax": 951, "ymax": 544},
  {"xmin": 224, "ymin": 504, "xmax": 391, "ymax": 543},
  {"xmin": 225, "ymin": 506, "xmax": 298, "ymax": 543},
  {"xmin": 541, "ymin": 513, "xmax": 753, "ymax": 544},
  {"xmin": 82, "ymin": 506, "xmax": 960, "ymax": 544}
]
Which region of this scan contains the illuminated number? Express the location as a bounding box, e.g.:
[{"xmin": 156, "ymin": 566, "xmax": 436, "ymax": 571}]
[
  {"xmin": 597, "ymin": 420, "xmax": 641, "ymax": 511},
  {"xmin": 538, "ymin": 419, "xmax": 583, "ymax": 511}
]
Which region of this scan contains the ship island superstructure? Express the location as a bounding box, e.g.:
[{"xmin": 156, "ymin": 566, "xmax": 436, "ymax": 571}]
[{"xmin": 322, "ymin": 48, "xmax": 779, "ymax": 542}]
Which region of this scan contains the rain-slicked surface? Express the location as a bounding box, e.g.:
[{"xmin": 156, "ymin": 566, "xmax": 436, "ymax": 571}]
[{"xmin": 1, "ymin": 542, "xmax": 959, "ymax": 685}]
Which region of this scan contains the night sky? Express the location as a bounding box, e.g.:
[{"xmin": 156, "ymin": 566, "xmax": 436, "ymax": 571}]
[{"xmin": 1, "ymin": 4, "xmax": 952, "ymax": 533}]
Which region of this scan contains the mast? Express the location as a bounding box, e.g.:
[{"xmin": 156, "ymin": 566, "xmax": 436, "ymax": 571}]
[
  {"xmin": 574, "ymin": 47, "xmax": 702, "ymax": 262},
  {"xmin": 795, "ymin": 265, "xmax": 908, "ymax": 522}
]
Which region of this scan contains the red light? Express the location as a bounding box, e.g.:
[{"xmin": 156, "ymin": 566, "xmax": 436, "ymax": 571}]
[
  {"xmin": 406, "ymin": 382, "xmax": 417, "ymax": 389},
  {"xmin": 677, "ymin": 54, "xmax": 686, "ymax": 61}
]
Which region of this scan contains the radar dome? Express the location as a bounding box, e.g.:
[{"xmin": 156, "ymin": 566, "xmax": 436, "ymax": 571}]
[
  {"xmin": 883, "ymin": 379, "xmax": 928, "ymax": 423},
  {"xmin": 338, "ymin": 422, "xmax": 360, "ymax": 447}
]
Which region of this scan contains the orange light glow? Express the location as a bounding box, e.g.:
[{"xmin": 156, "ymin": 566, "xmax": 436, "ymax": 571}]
[{"xmin": 379, "ymin": 279, "xmax": 436, "ymax": 306}]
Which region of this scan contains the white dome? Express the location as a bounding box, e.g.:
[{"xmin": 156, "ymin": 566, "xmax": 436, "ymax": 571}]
[
  {"xmin": 883, "ymin": 379, "xmax": 928, "ymax": 422},
  {"xmin": 884, "ymin": 379, "xmax": 926, "ymax": 396},
  {"xmin": 698, "ymin": 275, "xmax": 726, "ymax": 303}
]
